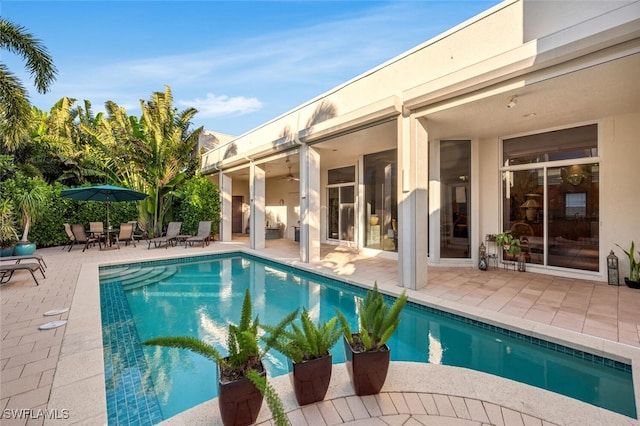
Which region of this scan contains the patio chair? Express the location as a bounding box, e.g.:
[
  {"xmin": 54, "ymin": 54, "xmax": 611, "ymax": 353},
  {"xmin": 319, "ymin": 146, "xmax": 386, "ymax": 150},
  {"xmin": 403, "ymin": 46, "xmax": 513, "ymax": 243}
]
[
  {"xmin": 62, "ymin": 223, "xmax": 75, "ymax": 251},
  {"xmin": 147, "ymin": 222, "xmax": 182, "ymax": 249},
  {"xmin": 128, "ymin": 221, "xmax": 148, "ymax": 243},
  {"xmin": 1, "ymin": 262, "xmax": 45, "ymax": 286},
  {"xmin": 186, "ymin": 221, "xmax": 212, "ymax": 248},
  {"xmin": 71, "ymin": 224, "xmax": 101, "ymax": 252},
  {"xmin": 115, "ymin": 223, "xmax": 136, "ymax": 248},
  {"xmin": 89, "ymin": 222, "xmax": 105, "ymax": 238}
]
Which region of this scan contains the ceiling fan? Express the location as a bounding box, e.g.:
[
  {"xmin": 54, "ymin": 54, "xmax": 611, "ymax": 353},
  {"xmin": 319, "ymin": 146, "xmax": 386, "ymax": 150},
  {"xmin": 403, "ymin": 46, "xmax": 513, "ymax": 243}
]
[{"xmin": 282, "ymin": 158, "xmax": 299, "ymax": 182}]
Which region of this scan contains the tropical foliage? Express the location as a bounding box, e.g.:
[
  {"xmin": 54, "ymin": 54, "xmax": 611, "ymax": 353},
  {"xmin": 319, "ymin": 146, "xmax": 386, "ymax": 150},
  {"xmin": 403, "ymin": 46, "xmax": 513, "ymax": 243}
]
[
  {"xmin": 175, "ymin": 174, "xmax": 221, "ymax": 235},
  {"xmin": 0, "ymin": 18, "xmax": 57, "ymax": 151},
  {"xmin": 2, "ymin": 20, "xmax": 219, "ymax": 246},
  {"xmin": 0, "ymin": 198, "xmax": 18, "ymax": 247},
  {"xmin": 2, "ymin": 172, "xmax": 48, "ymax": 242}
]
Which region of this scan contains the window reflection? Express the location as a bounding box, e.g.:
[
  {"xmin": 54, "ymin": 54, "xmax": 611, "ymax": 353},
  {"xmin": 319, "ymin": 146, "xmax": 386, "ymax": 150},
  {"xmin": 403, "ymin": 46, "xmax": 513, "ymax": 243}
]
[
  {"xmin": 502, "ymin": 125, "xmax": 599, "ymax": 272},
  {"xmin": 364, "ymin": 149, "xmax": 397, "ymax": 252}
]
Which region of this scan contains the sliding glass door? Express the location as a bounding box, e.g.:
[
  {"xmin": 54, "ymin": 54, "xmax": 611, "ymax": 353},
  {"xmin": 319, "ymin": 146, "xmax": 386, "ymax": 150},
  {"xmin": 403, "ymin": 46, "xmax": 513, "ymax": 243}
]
[{"xmin": 327, "ymin": 166, "xmax": 355, "ymax": 243}]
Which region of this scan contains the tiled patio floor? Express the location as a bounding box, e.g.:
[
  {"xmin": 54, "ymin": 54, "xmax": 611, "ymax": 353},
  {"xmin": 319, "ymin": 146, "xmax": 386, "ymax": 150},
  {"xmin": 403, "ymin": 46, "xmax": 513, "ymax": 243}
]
[{"xmin": 1, "ymin": 236, "xmax": 639, "ymax": 425}]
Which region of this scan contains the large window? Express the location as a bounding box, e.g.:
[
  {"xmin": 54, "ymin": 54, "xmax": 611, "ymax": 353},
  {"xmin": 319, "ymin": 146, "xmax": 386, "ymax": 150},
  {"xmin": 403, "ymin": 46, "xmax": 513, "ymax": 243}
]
[
  {"xmin": 440, "ymin": 140, "xmax": 471, "ymax": 258},
  {"xmin": 327, "ymin": 166, "xmax": 355, "ymax": 242},
  {"xmin": 502, "ymin": 125, "xmax": 599, "ymax": 272},
  {"xmin": 363, "ymin": 150, "xmax": 397, "ymax": 252}
]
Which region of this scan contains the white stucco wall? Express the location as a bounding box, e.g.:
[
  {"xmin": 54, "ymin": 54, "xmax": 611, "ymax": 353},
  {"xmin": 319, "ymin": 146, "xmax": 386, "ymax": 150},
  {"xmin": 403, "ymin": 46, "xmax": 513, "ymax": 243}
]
[
  {"xmin": 600, "ymin": 111, "xmax": 640, "ymax": 278},
  {"xmin": 523, "ymin": 0, "xmax": 636, "ymax": 42}
]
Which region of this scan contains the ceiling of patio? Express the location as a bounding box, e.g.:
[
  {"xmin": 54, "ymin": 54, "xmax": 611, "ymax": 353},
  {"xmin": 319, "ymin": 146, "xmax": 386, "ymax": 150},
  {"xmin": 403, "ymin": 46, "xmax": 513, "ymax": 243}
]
[{"xmin": 222, "ymin": 52, "xmax": 638, "ymax": 182}]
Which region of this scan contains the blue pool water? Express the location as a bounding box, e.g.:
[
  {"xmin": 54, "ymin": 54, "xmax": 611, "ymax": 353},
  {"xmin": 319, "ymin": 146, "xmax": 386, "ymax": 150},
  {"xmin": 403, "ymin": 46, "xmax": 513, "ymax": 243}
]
[{"xmin": 99, "ymin": 253, "xmax": 636, "ymax": 425}]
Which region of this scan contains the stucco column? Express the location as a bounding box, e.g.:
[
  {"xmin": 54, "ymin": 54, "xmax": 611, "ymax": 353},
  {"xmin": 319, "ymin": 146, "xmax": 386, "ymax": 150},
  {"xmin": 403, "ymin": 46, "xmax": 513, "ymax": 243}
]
[
  {"xmin": 219, "ymin": 172, "xmax": 232, "ymax": 242},
  {"xmin": 249, "ymin": 162, "xmax": 266, "ymax": 250},
  {"xmin": 299, "ymin": 144, "xmax": 320, "ymax": 263},
  {"xmin": 398, "ymin": 112, "xmax": 429, "ymax": 289}
]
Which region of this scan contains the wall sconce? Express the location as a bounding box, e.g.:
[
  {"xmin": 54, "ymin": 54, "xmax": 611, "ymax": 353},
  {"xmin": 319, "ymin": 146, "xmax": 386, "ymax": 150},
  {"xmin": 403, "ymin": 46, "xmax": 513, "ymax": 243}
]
[{"xmin": 506, "ymin": 95, "xmax": 518, "ymax": 109}]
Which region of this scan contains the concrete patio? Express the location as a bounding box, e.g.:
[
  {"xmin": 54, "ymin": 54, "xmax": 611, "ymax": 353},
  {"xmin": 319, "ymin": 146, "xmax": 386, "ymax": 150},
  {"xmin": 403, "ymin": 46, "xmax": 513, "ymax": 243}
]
[{"xmin": 1, "ymin": 236, "xmax": 639, "ymax": 425}]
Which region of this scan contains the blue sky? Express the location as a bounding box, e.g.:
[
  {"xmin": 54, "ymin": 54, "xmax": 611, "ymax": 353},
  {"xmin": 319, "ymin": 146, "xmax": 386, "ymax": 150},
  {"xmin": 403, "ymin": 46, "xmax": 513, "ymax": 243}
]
[{"xmin": 2, "ymin": 1, "xmax": 501, "ymax": 136}]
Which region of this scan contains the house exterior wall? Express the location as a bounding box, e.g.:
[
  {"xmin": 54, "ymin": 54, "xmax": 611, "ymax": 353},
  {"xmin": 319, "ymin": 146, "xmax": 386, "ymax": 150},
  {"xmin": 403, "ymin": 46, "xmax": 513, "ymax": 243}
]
[{"xmin": 202, "ymin": 0, "xmax": 640, "ymax": 283}]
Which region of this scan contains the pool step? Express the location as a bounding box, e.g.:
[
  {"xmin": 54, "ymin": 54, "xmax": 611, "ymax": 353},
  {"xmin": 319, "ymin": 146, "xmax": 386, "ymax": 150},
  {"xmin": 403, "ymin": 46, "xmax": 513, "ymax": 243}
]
[
  {"xmin": 122, "ymin": 267, "xmax": 179, "ymax": 291},
  {"xmin": 100, "ymin": 265, "xmax": 179, "ymax": 290}
]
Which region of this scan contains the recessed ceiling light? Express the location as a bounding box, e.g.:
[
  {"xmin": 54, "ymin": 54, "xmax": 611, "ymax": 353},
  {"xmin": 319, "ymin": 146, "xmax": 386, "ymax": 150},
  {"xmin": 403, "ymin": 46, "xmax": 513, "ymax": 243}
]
[{"xmin": 524, "ymin": 113, "xmax": 536, "ymax": 118}]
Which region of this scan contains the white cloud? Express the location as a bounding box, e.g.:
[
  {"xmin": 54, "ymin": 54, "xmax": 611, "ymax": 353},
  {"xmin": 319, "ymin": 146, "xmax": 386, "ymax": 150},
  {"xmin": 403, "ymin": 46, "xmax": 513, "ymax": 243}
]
[{"xmin": 180, "ymin": 93, "xmax": 263, "ymax": 118}]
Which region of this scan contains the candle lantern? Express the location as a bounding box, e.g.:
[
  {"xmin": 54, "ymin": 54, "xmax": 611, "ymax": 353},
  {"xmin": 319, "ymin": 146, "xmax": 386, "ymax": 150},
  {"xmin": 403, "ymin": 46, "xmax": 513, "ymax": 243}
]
[
  {"xmin": 607, "ymin": 250, "xmax": 619, "ymax": 286},
  {"xmin": 478, "ymin": 242, "xmax": 488, "ymax": 270}
]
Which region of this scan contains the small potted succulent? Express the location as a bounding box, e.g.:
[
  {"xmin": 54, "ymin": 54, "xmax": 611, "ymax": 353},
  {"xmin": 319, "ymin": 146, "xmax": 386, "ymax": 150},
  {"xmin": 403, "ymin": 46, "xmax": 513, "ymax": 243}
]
[
  {"xmin": 336, "ymin": 283, "xmax": 408, "ymax": 396},
  {"xmin": 616, "ymin": 241, "xmax": 640, "ymax": 288},
  {"xmin": 143, "ymin": 289, "xmax": 296, "ymax": 426},
  {"xmin": 263, "ymin": 307, "xmax": 343, "ymax": 405}
]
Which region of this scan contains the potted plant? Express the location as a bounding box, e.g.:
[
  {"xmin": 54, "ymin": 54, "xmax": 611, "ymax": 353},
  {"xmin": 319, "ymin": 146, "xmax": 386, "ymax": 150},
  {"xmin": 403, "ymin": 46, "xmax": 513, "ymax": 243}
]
[
  {"xmin": 336, "ymin": 283, "xmax": 408, "ymax": 396},
  {"xmin": 496, "ymin": 231, "xmax": 521, "ymax": 261},
  {"xmin": 616, "ymin": 241, "xmax": 640, "ymax": 288},
  {"xmin": 263, "ymin": 307, "xmax": 343, "ymax": 406},
  {"xmin": 10, "ymin": 176, "xmax": 47, "ymax": 256},
  {"xmin": 142, "ymin": 289, "xmax": 296, "ymax": 426},
  {"xmin": 0, "ymin": 199, "xmax": 19, "ymax": 257}
]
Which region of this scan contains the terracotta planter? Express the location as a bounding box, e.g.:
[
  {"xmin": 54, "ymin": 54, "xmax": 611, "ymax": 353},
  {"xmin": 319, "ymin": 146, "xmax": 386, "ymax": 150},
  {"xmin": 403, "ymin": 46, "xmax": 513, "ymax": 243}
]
[
  {"xmin": 217, "ymin": 362, "xmax": 265, "ymax": 426},
  {"xmin": 289, "ymin": 354, "xmax": 332, "ymax": 405},
  {"xmin": 343, "ymin": 335, "xmax": 390, "ymax": 396}
]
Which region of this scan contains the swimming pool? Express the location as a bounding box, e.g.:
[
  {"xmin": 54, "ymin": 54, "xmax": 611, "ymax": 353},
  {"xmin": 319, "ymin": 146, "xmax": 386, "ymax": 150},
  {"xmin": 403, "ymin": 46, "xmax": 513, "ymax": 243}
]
[{"xmin": 99, "ymin": 252, "xmax": 636, "ymax": 424}]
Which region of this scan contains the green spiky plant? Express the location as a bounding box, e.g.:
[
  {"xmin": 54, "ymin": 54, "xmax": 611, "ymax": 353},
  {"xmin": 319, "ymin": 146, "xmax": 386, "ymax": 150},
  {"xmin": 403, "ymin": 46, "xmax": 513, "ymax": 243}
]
[
  {"xmin": 337, "ymin": 282, "xmax": 408, "ymax": 352},
  {"xmin": 616, "ymin": 241, "xmax": 640, "ymax": 282},
  {"xmin": 263, "ymin": 307, "xmax": 343, "ymax": 363},
  {"xmin": 142, "ymin": 288, "xmax": 296, "ymax": 426},
  {"xmin": 0, "ymin": 198, "xmax": 19, "ymax": 250}
]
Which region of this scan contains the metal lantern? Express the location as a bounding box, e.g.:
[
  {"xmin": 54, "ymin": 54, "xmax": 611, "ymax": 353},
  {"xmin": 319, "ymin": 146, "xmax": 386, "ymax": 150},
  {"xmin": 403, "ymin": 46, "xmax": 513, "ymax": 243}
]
[
  {"xmin": 607, "ymin": 250, "xmax": 619, "ymax": 286},
  {"xmin": 517, "ymin": 253, "xmax": 526, "ymax": 272},
  {"xmin": 478, "ymin": 242, "xmax": 488, "ymax": 270}
]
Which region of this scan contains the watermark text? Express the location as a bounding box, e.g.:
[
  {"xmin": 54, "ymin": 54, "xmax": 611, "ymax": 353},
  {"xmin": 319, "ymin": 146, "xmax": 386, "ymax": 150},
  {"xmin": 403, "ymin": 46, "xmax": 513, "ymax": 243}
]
[{"xmin": 2, "ymin": 408, "xmax": 70, "ymax": 420}]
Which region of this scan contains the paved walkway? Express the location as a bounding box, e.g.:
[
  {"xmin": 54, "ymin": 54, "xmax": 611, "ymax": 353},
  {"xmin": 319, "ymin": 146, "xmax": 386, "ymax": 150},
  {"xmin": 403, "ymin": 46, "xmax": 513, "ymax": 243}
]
[{"xmin": 1, "ymin": 237, "xmax": 639, "ymax": 425}]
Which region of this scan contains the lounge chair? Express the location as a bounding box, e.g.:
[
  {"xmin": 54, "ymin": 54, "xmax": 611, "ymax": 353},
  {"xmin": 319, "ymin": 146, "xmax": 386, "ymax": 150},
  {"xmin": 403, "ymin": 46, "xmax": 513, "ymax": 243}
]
[
  {"xmin": 186, "ymin": 221, "xmax": 212, "ymax": 248},
  {"xmin": 148, "ymin": 222, "xmax": 182, "ymax": 249},
  {"xmin": 0, "ymin": 262, "xmax": 45, "ymax": 286},
  {"xmin": 71, "ymin": 224, "xmax": 101, "ymax": 252},
  {"xmin": 114, "ymin": 223, "xmax": 136, "ymax": 248},
  {"xmin": 0, "ymin": 254, "xmax": 47, "ymax": 270}
]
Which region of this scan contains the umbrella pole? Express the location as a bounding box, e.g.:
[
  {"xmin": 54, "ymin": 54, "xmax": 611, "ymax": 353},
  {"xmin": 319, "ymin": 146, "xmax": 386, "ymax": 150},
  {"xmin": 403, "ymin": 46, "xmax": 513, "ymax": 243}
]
[{"xmin": 106, "ymin": 196, "xmax": 110, "ymax": 247}]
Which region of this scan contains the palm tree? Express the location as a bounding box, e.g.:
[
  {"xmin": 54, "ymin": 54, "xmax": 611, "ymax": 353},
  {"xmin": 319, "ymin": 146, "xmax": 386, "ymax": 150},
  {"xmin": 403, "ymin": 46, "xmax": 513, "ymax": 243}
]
[
  {"xmin": 0, "ymin": 18, "xmax": 57, "ymax": 152},
  {"xmin": 86, "ymin": 86, "xmax": 202, "ymax": 236},
  {"xmin": 137, "ymin": 86, "xmax": 202, "ymax": 234}
]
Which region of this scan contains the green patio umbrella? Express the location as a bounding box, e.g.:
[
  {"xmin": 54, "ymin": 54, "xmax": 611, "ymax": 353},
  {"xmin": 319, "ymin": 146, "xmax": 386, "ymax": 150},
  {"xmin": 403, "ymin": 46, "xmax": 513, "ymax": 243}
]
[{"xmin": 60, "ymin": 184, "xmax": 148, "ymax": 229}]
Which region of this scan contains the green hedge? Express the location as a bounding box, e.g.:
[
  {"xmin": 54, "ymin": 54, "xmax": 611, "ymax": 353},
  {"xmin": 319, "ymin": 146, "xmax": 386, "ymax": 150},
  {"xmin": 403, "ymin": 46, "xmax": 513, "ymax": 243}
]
[{"xmin": 26, "ymin": 183, "xmax": 139, "ymax": 248}]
